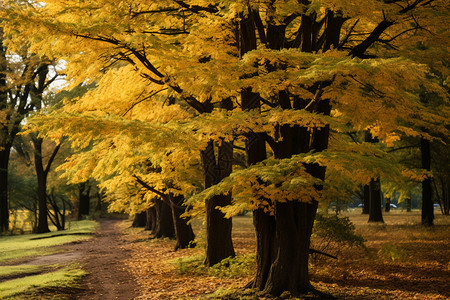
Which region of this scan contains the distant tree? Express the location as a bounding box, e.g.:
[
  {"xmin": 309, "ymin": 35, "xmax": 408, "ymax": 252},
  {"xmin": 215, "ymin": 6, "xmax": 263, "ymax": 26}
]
[
  {"xmin": 77, "ymin": 180, "xmax": 91, "ymax": 220},
  {"xmin": 32, "ymin": 133, "xmax": 61, "ymax": 233},
  {"xmin": 131, "ymin": 211, "xmax": 146, "ymax": 228}
]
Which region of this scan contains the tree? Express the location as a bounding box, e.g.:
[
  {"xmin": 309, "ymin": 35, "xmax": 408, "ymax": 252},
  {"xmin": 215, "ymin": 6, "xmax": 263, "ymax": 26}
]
[
  {"xmin": 365, "ymin": 132, "xmax": 384, "ymax": 223},
  {"xmin": 32, "ymin": 133, "xmax": 60, "ymax": 233},
  {"xmin": 77, "ymin": 180, "xmax": 91, "ymax": 219},
  {"xmin": 0, "ymin": 50, "xmax": 58, "ymax": 232},
  {"xmin": 421, "ymin": 137, "xmax": 434, "ymax": 225}
]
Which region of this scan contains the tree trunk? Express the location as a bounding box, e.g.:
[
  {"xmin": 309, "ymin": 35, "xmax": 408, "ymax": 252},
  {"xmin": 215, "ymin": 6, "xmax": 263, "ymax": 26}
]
[
  {"xmin": 145, "ymin": 206, "xmax": 156, "ymax": 231},
  {"xmin": 153, "ymin": 198, "xmax": 175, "ymax": 238},
  {"xmin": 78, "ymin": 181, "xmax": 90, "ymax": 219},
  {"xmin": 0, "ymin": 146, "xmax": 10, "ymax": 232},
  {"xmin": 263, "ymin": 201, "xmax": 318, "ymax": 295},
  {"xmin": 0, "ymin": 33, "xmax": 9, "ymax": 232},
  {"xmin": 362, "ymin": 185, "xmax": 370, "ymax": 214},
  {"xmin": 201, "ymin": 140, "xmax": 235, "ymax": 266},
  {"xmin": 169, "ymin": 194, "xmax": 195, "ymax": 250},
  {"xmin": 132, "ymin": 211, "xmax": 146, "ymax": 227},
  {"xmin": 34, "ymin": 138, "xmax": 50, "ymax": 233},
  {"xmin": 406, "ymin": 196, "xmax": 412, "ymax": 212},
  {"xmin": 421, "ymin": 138, "xmax": 434, "ymax": 226},
  {"xmin": 441, "ymin": 177, "xmax": 449, "ymax": 215},
  {"xmin": 368, "ymin": 178, "xmax": 384, "ymax": 223},
  {"xmin": 364, "ymin": 131, "xmax": 384, "ymax": 223},
  {"xmin": 95, "ymin": 192, "xmax": 103, "ymax": 212},
  {"xmin": 385, "ymin": 197, "xmax": 391, "ymax": 212}
]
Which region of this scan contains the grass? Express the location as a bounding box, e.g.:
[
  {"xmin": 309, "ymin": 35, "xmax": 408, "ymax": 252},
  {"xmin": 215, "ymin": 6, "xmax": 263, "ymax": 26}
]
[
  {"xmin": 0, "ymin": 265, "xmax": 86, "ymax": 299},
  {"xmin": 171, "ymin": 253, "xmax": 255, "ymax": 278},
  {"xmin": 0, "ymin": 265, "xmax": 42, "ymax": 278},
  {"xmin": 0, "ymin": 220, "xmax": 97, "ymax": 263},
  {"xmin": 0, "ymin": 220, "xmax": 98, "ymax": 299}
]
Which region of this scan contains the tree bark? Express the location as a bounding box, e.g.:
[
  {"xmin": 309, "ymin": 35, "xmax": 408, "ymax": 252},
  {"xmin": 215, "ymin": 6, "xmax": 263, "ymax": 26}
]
[
  {"xmin": 145, "ymin": 206, "xmax": 156, "ymax": 231},
  {"xmin": 385, "ymin": 197, "xmax": 391, "ymax": 212},
  {"xmin": 169, "ymin": 194, "xmax": 195, "ymax": 250},
  {"xmin": 132, "ymin": 211, "xmax": 147, "ymax": 227},
  {"xmin": 33, "ymin": 137, "xmax": 50, "ymax": 233},
  {"xmin": 201, "ymin": 140, "xmax": 235, "ymax": 266},
  {"xmin": 421, "ymin": 138, "xmax": 434, "ymax": 226},
  {"xmin": 0, "ymin": 146, "xmax": 10, "ymax": 232},
  {"xmin": 406, "ymin": 195, "xmax": 412, "ymax": 212},
  {"xmin": 364, "ymin": 132, "xmax": 384, "ymax": 223},
  {"xmin": 368, "ymin": 178, "xmax": 384, "ymax": 223},
  {"xmin": 362, "ymin": 185, "xmax": 370, "ymax": 214},
  {"xmin": 152, "ymin": 198, "xmax": 175, "ymax": 238},
  {"xmin": 0, "ymin": 31, "xmax": 10, "ymax": 233},
  {"xmin": 78, "ymin": 181, "xmax": 91, "ymax": 219}
]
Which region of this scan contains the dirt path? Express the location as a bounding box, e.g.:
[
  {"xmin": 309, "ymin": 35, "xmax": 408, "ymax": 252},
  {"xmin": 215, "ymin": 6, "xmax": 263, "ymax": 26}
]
[{"xmin": 66, "ymin": 219, "xmax": 138, "ymax": 299}]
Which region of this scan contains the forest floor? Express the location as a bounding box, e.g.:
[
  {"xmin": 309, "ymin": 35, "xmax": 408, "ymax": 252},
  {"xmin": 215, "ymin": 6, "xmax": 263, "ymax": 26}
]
[
  {"xmin": 9, "ymin": 211, "xmax": 447, "ymax": 299},
  {"xmin": 110, "ymin": 210, "xmax": 450, "ymax": 299}
]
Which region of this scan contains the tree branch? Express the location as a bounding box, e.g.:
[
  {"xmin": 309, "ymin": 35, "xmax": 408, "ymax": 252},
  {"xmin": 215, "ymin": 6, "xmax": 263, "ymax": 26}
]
[
  {"xmin": 134, "ymin": 175, "xmax": 168, "ymax": 200},
  {"xmin": 349, "ymin": 19, "xmax": 395, "ymax": 58},
  {"xmin": 173, "ymin": 1, "xmax": 218, "ymax": 13},
  {"xmin": 44, "ymin": 143, "xmax": 61, "ymax": 176}
]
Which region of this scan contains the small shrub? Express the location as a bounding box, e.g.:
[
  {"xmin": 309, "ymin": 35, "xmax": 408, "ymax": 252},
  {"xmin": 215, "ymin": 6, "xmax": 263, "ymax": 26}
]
[{"xmin": 311, "ymin": 213, "xmax": 365, "ymax": 262}]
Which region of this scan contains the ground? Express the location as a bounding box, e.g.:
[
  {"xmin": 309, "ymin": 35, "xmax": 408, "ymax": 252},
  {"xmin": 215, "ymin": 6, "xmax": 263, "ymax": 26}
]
[
  {"xmin": 115, "ymin": 211, "xmax": 450, "ymax": 299},
  {"xmin": 1, "ymin": 211, "xmax": 449, "ymax": 299},
  {"xmin": 67, "ymin": 219, "xmax": 138, "ymax": 299}
]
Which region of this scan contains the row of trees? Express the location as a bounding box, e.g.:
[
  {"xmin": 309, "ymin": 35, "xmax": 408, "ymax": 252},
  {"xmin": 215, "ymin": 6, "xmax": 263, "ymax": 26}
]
[{"xmin": 1, "ymin": 0, "xmax": 449, "ymax": 297}]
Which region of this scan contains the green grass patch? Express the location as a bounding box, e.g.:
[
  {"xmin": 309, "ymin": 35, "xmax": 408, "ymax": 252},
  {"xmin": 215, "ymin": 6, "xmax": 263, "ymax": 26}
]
[
  {"xmin": 0, "ymin": 220, "xmax": 97, "ymax": 263},
  {"xmin": 0, "ymin": 265, "xmax": 42, "ymax": 278},
  {"xmin": 171, "ymin": 254, "xmax": 255, "ymax": 278},
  {"xmin": 0, "ymin": 264, "xmax": 86, "ymax": 299}
]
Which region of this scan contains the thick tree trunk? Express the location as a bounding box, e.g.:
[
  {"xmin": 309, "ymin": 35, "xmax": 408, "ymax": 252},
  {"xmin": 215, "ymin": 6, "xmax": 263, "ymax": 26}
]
[
  {"xmin": 421, "ymin": 138, "xmax": 434, "ymax": 226},
  {"xmin": 132, "ymin": 211, "xmax": 146, "ymax": 227},
  {"xmin": 153, "ymin": 198, "xmax": 175, "ymax": 238},
  {"xmin": 169, "ymin": 194, "xmax": 195, "ymax": 250},
  {"xmin": 263, "ymin": 201, "xmax": 318, "ymax": 295},
  {"xmin": 201, "ymin": 140, "xmax": 235, "ymax": 266},
  {"xmin": 34, "ymin": 138, "xmax": 50, "ymax": 233},
  {"xmin": 145, "ymin": 206, "xmax": 156, "ymax": 231},
  {"xmin": 368, "ymin": 178, "xmax": 384, "ymax": 223},
  {"xmin": 364, "ymin": 132, "xmax": 384, "ymax": 223}
]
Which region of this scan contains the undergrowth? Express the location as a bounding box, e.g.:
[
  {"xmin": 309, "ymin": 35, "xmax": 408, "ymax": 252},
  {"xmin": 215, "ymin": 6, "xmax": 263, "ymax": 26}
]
[
  {"xmin": 172, "ymin": 254, "xmax": 255, "ymax": 278},
  {"xmin": 311, "ymin": 213, "xmax": 365, "ymax": 262}
]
